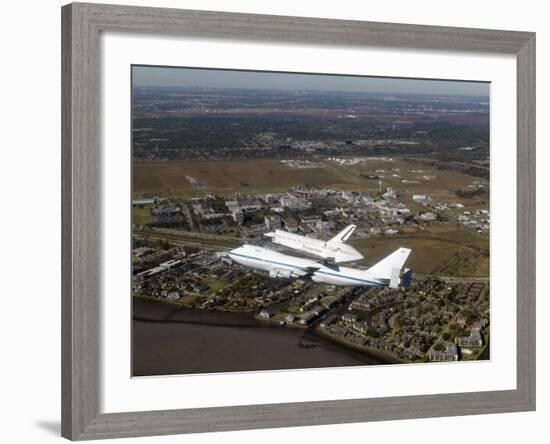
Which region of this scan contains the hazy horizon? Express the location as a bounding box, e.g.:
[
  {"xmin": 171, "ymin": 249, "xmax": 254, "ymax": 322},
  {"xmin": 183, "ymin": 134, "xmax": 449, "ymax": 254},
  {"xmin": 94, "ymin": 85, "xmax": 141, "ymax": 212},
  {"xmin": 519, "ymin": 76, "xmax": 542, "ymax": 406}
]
[{"xmin": 132, "ymin": 65, "xmax": 490, "ymax": 98}]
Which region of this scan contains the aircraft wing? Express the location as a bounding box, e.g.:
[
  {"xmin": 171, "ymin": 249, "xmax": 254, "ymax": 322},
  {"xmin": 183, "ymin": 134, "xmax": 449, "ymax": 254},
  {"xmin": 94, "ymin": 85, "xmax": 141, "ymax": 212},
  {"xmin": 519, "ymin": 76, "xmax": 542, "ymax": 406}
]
[
  {"xmin": 304, "ymin": 265, "xmax": 321, "ymax": 275},
  {"xmin": 268, "ymin": 265, "xmax": 319, "ymax": 280}
]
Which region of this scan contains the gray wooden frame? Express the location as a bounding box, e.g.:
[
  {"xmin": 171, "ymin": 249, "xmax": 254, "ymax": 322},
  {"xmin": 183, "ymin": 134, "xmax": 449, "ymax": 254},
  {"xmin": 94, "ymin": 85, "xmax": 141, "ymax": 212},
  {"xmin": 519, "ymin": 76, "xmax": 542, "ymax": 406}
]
[{"xmin": 61, "ymin": 2, "xmax": 536, "ymax": 440}]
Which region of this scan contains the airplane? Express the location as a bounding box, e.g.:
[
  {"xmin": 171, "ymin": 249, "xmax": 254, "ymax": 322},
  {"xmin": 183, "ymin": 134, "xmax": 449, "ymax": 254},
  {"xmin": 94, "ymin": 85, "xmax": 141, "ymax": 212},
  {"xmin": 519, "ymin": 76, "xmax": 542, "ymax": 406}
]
[
  {"xmin": 264, "ymin": 224, "xmax": 364, "ymax": 264},
  {"xmin": 228, "ymin": 244, "xmax": 412, "ymax": 288}
]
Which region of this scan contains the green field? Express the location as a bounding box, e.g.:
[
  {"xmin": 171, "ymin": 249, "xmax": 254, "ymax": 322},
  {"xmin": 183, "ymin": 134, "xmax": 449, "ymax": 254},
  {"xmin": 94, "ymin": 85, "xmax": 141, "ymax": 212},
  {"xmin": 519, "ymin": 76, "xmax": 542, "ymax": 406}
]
[
  {"xmin": 346, "ymin": 158, "xmax": 489, "ymax": 205},
  {"xmin": 133, "ymin": 159, "xmax": 359, "ymax": 198},
  {"xmin": 137, "ymin": 228, "xmax": 241, "ymax": 249},
  {"xmin": 352, "ymin": 227, "xmax": 489, "ymax": 277},
  {"xmin": 203, "ymin": 277, "xmax": 230, "ymax": 293},
  {"xmin": 133, "ymin": 207, "xmax": 151, "ymax": 226},
  {"xmin": 133, "ymin": 158, "xmax": 488, "ymax": 206}
]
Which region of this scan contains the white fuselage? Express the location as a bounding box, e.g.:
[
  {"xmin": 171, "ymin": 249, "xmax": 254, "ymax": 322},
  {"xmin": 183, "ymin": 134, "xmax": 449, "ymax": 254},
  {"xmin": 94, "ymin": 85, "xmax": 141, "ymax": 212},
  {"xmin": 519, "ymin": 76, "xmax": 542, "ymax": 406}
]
[
  {"xmin": 229, "ymin": 245, "xmax": 386, "ymax": 287},
  {"xmin": 264, "ymin": 230, "xmax": 363, "ymax": 263}
]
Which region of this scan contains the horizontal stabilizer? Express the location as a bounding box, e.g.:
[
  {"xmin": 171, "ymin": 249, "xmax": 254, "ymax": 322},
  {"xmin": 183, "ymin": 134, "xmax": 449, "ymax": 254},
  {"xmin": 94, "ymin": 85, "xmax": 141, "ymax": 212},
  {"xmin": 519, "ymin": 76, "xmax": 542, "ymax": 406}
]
[
  {"xmin": 333, "ymin": 249, "xmax": 363, "ymax": 263},
  {"xmin": 401, "ymin": 268, "xmax": 413, "ymax": 288}
]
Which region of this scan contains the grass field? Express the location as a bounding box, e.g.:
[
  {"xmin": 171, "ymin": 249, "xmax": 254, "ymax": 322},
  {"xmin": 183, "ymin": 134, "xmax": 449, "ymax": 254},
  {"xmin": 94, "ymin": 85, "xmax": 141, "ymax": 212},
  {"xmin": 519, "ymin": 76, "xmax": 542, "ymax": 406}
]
[
  {"xmin": 351, "ymin": 227, "xmax": 489, "ymax": 277},
  {"xmin": 203, "ymin": 277, "xmax": 230, "ymax": 293},
  {"xmin": 133, "ymin": 159, "xmax": 360, "ymax": 198},
  {"xmin": 133, "ymin": 158, "xmax": 488, "ymax": 206},
  {"xmin": 346, "ymin": 158, "xmax": 489, "ymax": 205},
  {"xmin": 138, "ymin": 228, "xmax": 241, "ymax": 249},
  {"xmin": 133, "ymin": 207, "xmax": 151, "ymax": 226}
]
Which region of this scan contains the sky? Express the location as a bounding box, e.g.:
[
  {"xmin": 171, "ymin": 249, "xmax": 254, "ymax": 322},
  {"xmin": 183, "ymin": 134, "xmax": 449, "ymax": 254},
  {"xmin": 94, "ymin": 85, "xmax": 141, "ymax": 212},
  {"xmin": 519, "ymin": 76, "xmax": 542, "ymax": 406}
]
[{"xmin": 132, "ymin": 65, "xmax": 489, "ymax": 97}]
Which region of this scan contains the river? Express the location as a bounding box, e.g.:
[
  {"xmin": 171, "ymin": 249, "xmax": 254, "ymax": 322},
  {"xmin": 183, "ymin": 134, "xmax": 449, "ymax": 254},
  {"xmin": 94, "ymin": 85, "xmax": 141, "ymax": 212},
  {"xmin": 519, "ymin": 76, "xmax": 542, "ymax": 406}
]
[{"xmin": 132, "ymin": 298, "xmax": 389, "ymax": 376}]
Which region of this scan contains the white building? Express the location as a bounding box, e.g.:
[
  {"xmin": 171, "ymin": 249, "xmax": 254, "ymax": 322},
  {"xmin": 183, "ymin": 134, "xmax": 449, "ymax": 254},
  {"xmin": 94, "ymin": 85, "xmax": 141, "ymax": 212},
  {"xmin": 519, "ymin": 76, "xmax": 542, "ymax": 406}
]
[
  {"xmin": 280, "ymin": 195, "xmax": 310, "ymax": 210},
  {"xmin": 231, "ymin": 208, "xmax": 243, "ymax": 224},
  {"xmin": 420, "ymin": 212, "xmax": 437, "ymax": 221},
  {"xmin": 132, "ymin": 197, "xmax": 157, "ymax": 207},
  {"xmin": 413, "ymin": 194, "xmax": 428, "ymax": 202}
]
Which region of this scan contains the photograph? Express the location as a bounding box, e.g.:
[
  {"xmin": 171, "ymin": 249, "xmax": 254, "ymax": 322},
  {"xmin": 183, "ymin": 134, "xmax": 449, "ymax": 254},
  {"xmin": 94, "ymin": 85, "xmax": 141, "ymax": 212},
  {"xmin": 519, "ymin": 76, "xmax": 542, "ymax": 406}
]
[
  {"xmin": 131, "ymin": 66, "xmax": 491, "ymax": 376},
  {"xmin": 1, "ymin": 0, "xmax": 542, "ymax": 442}
]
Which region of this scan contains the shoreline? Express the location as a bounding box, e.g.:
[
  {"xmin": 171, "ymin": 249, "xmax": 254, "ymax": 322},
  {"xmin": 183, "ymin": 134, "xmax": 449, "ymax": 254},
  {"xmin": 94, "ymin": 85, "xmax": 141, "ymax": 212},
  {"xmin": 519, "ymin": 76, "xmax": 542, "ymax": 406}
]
[
  {"xmin": 316, "ymin": 327, "xmax": 409, "ymax": 365},
  {"xmin": 132, "ymin": 298, "xmax": 393, "ymax": 375},
  {"xmin": 132, "ymin": 296, "xmax": 489, "ymax": 375}
]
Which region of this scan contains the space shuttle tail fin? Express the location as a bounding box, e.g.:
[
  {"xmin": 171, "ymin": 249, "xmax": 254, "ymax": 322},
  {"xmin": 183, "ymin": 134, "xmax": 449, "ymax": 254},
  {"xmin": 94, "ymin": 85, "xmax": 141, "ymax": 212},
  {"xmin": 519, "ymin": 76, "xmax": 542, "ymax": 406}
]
[{"xmin": 327, "ymin": 224, "xmax": 356, "ymax": 245}]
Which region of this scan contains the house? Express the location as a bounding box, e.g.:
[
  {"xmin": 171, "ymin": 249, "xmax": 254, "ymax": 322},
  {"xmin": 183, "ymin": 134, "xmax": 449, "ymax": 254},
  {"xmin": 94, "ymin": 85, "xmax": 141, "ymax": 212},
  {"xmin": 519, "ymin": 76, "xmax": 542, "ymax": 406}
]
[
  {"xmin": 299, "ymin": 312, "xmax": 318, "ymax": 325},
  {"xmin": 420, "ymin": 212, "xmax": 437, "ymax": 221},
  {"xmin": 428, "ymin": 341, "xmax": 459, "ymax": 362},
  {"xmin": 259, "ymin": 308, "xmax": 275, "ymax": 319},
  {"xmin": 166, "ymin": 290, "xmax": 181, "ymax": 301},
  {"xmin": 455, "ymin": 331, "xmax": 483, "ymax": 347},
  {"xmin": 285, "ymin": 314, "xmax": 296, "ymax": 323}
]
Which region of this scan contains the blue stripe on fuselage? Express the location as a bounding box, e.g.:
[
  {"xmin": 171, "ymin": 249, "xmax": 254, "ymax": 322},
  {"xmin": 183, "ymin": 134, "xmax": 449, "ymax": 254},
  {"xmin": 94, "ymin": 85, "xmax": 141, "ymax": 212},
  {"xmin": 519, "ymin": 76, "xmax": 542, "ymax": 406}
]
[
  {"xmin": 316, "ymin": 269, "xmax": 385, "ymax": 286},
  {"xmin": 229, "ymin": 251, "xmax": 384, "ymax": 286}
]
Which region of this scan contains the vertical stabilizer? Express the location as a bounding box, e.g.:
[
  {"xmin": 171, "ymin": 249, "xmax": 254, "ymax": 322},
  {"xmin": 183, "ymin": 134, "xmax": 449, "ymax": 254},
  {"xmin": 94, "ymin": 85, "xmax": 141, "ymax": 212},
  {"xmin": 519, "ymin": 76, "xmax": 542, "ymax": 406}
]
[
  {"xmin": 389, "ymin": 267, "xmax": 401, "ymax": 289},
  {"xmin": 327, "ymin": 224, "xmax": 356, "ymax": 245},
  {"xmin": 367, "ymin": 248, "xmax": 412, "ymax": 280}
]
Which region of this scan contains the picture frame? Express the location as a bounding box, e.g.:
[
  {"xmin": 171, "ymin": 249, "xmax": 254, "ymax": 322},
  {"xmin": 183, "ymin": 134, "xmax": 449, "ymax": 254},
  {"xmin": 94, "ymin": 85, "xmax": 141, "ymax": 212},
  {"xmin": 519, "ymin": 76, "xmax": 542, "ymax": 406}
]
[{"xmin": 61, "ymin": 2, "xmax": 536, "ymax": 440}]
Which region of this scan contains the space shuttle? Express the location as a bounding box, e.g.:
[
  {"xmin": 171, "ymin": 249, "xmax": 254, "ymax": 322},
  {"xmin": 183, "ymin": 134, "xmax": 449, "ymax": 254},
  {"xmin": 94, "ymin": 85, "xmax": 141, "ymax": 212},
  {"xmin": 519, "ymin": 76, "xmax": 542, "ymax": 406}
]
[{"xmin": 264, "ymin": 224, "xmax": 364, "ymax": 263}]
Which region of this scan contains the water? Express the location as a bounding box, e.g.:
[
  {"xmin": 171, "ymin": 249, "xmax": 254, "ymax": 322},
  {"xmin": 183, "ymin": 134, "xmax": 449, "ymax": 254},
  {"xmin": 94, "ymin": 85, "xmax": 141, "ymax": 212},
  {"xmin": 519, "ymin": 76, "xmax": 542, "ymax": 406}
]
[{"xmin": 132, "ymin": 298, "xmax": 388, "ymax": 376}]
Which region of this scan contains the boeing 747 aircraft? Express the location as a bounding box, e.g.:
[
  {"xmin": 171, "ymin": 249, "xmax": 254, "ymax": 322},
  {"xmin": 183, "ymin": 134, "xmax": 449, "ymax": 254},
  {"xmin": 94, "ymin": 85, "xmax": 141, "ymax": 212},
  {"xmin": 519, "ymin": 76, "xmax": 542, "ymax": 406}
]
[
  {"xmin": 264, "ymin": 224, "xmax": 363, "ymax": 263},
  {"xmin": 229, "ymin": 244, "xmax": 412, "ymax": 288}
]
